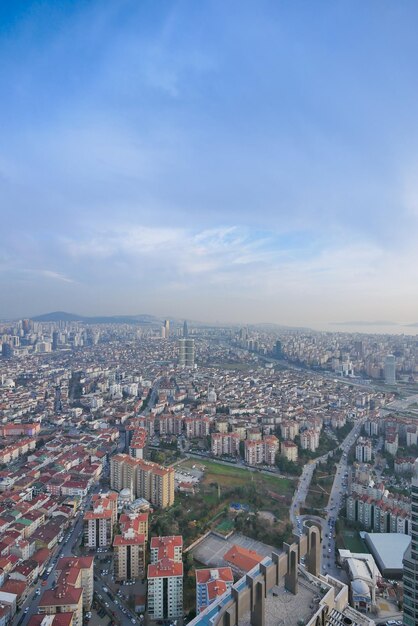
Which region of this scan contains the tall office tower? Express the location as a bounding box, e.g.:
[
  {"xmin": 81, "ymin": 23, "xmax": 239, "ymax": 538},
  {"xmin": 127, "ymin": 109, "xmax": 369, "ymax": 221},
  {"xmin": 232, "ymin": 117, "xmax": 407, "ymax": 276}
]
[
  {"xmin": 354, "ymin": 340, "xmax": 364, "ymax": 357},
  {"xmin": 178, "ymin": 339, "xmax": 186, "ymax": 365},
  {"xmin": 403, "ymin": 459, "xmax": 418, "ymax": 626},
  {"xmin": 275, "ymin": 340, "xmax": 282, "ymax": 357},
  {"xmin": 183, "ymin": 320, "xmax": 189, "ymax": 337},
  {"xmin": 178, "ymin": 338, "xmax": 195, "ymax": 368},
  {"xmin": 1, "ymin": 343, "xmax": 12, "ymax": 358},
  {"xmin": 52, "ymin": 330, "xmax": 59, "ymax": 351},
  {"xmin": 164, "ymin": 319, "xmax": 170, "ymax": 338},
  {"xmin": 54, "ymin": 386, "xmax": 62, "ymax": 414},
  {"xmin": 384, "ymin": 354, "xmax": 396, "ymax": 384}
]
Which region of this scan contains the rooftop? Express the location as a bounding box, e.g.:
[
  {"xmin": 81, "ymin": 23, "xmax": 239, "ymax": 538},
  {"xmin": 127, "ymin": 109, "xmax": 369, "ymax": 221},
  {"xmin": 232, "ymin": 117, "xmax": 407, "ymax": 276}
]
[
  {"xmin": 364, "ymin": 532, "xmax": 410, "ymax": 573},
  {"xmin": 240, "ymin": 573, "xmax": 328, "ymax": 626}
]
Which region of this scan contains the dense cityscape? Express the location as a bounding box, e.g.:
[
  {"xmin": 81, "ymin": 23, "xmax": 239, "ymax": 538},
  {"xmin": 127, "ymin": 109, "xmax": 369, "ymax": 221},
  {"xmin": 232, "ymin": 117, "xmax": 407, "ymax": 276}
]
[
  {"xmin": 3, "ymin": 2, "xmax": 418, "ymax": 626},
  {"xmin": 0, "ymin": 316, "xmax": 416, "ymax": 626}
]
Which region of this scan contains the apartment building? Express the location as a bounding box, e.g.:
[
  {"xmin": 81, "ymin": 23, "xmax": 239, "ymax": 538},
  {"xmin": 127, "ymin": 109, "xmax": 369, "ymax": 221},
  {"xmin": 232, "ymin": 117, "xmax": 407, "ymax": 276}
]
[
  {"xmin": 150, "ymin": 536, "xmax": 183, "ymax": 564},
  {"xmin": 280, "ymin": 440, "xmax": 298, "ymax": 462},
  {"xmin": 300, "ymin": 429, "xmax": 319, "ymax": 452},
  {"xmin": 113, "ymin": 528, "xmax": 146, "ymax": 581},
  {"xmin": 280, "ymin": 420, "xmax": 299, "ymax": 441},
  {"xmin": 91, "ymin": 492, "xmax": 118, "ymax": 526},
  {"xmin": 355, "ymin": 438, "xmax": 372, "ymax": 463},
  {"xmin": 184, "ymin": 417, "xmax": 210, "ymax": 439},
  {"xmin": 211, "ymin": 433, "xmax": 240, "ymax": 457},
  {"xmin": 148, "ymin": 536, "xmax": 183, "ymax": 620},
  {"xmin": 195, "ymin": 567, "xmax": 234, "ymax": 613},
  {"xmin": 110, "ymin": 454, "xmax": 175, "ymax": 508},
  {"xmin": 83, "ymin": 507, "xmax": 113, "ymax": 549},
  {"xmin": 55, "ymin": 557, "xmax": 94, "ymax": 610},
  {"xmin": 38, "ymin": 589, "xmax": 83, "ymax": 626}
]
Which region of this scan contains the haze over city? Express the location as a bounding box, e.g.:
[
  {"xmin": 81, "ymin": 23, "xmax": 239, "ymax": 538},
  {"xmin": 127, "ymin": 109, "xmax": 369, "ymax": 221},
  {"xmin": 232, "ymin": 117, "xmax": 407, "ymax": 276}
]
[{"xmin": 2, "ymin": 1, "xmax": 418, "ymax": 327}]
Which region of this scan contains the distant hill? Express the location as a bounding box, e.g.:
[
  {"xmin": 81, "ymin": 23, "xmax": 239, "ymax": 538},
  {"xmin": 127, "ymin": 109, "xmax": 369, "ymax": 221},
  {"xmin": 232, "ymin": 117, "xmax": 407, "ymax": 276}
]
[
  {"xmin": 32, "ymin": 311, "xmax": 82, "ymax": 322},
  {"xmin": 331, "ymin": 320, "xmax": 397, "ymax": 326},
  {"xmin": 31, "ymin": 311, "xmax": 163, "ymax": 325}
]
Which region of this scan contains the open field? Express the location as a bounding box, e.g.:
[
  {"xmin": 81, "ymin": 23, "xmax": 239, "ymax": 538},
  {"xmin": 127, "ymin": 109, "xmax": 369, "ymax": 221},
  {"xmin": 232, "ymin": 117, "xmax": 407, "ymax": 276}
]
[
  {"xmin": 341, "ymin": 529, "xmax": 369, "ymax": 554},
  {"xmin": 179, "ymin": 458, "xmax": 295, "ymax": 494}
]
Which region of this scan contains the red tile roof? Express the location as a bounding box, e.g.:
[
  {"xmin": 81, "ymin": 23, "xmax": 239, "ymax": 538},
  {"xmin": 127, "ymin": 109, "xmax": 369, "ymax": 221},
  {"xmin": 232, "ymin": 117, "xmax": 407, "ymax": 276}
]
[{"xmin": 224, "ymin": 544, "xmax": 264, "ymax": 572}]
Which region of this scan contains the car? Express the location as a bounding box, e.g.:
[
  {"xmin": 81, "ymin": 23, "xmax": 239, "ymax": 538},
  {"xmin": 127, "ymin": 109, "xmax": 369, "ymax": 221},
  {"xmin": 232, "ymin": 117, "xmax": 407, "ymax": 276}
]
[
  {"xmin": 35, "ymin": 589, "xmax": 41, "ymax": 596},
  {"xmin": 24, "ymin": 608, "xmax": 29, "ymax": 614},
  {"xmin": 131, "ymin": 620, "xmax": 136, "ymax": 624}
]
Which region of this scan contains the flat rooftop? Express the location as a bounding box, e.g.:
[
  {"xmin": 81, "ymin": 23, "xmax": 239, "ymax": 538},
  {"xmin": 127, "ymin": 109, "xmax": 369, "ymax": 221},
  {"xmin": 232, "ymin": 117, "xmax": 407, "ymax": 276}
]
[
  {"xmin": 240, "ymin": 573, "xmax": 327, "ymax": 626},
  {"xmin": 192, "ymin": 532, "xmax": 275, "ymax": 568},
  {"xmin": 364, "ymin": 532, "xmax": 410, "ymax": 573}
]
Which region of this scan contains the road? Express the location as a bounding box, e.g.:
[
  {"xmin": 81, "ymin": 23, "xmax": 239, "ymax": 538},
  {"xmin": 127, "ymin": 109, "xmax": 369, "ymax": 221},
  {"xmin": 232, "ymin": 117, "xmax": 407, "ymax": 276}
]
[
  {"xmin": 14, "ymin": 479, "xmax": 139, "ymax": 626},
  {"xmin": 290, "ymin": 417, "xmax": 366, "ymax": 579},
  {"xmin": 14, "ymin": 503, "xmax": 87, "ymax": 626},
  {"xmin": 321, "ymin": 418, "xmax": 365, "ymax": 578}
]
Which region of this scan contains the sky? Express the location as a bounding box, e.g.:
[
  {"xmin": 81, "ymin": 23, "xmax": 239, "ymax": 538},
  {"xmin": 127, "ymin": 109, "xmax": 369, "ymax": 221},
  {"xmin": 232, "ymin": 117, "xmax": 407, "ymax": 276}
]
[{"xmin": 2, "ymin": 0, "xmax": 418, "ymax": 327}]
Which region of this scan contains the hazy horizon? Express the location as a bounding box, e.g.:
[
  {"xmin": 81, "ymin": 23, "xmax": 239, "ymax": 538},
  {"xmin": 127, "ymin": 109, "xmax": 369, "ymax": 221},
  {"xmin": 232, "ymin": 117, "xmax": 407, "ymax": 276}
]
[{"xmin": 2, "ymin": 1, "xmax": 418, "ymax": 325}]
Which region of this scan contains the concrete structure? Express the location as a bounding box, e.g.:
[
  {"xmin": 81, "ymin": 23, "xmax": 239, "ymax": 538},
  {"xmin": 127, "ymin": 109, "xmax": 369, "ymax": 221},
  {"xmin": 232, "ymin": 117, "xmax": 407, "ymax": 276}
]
[
  {"xmin": 403, "ymin": 458, "xmax": 418, "ymax": 626},
  {"xmin": 178, "ymin": 338, "xmax": 195, "ymax": 368},
  {"xmin": 186, "ymin": 522, "xmax": 372, "ymax": 626},
  {"xmin": 384, "ymin": 354, "xmax": 396, "ymax": 385}
]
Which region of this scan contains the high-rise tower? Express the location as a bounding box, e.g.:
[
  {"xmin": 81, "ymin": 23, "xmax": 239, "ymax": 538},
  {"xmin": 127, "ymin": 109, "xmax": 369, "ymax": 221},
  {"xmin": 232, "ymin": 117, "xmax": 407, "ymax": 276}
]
[
  {"xmin": 178, "ymin": 338, "xmax": 195, "ymax": 368},
  {"xmin": 403, "ymin": 459, "xmax": 418, "ymax": 625},
  {"xmin": 183, "ymin": 320, "xmax": 189, "ymax": 338},
  {"xmin": 164, "ymin": 319, "xmax": 170, "ymax": 339},
  {"xmin": 384, "ymin": 354, "xmax": 396, "ymax": 384}
]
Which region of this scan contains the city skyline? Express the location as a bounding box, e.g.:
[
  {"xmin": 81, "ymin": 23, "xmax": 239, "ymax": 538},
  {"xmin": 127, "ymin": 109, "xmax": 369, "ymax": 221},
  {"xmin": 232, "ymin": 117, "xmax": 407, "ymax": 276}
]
[{"xmin": 2, "ymin": 1, "xmax": 418, "ymax": 325}]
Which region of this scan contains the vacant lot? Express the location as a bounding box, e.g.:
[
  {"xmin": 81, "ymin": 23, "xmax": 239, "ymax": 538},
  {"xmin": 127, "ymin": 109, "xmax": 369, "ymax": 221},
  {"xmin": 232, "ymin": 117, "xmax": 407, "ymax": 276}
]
[{"xmin": 180, "ymin": 457, "xmax": 294, "ymax": 495}]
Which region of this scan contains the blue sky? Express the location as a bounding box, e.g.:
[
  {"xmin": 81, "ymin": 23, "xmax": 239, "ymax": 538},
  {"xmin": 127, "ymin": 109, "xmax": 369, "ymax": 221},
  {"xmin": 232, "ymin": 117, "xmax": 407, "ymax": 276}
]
[{"xmin": 1, "ymin": 0, "xmax": 418, "ymax": 325}]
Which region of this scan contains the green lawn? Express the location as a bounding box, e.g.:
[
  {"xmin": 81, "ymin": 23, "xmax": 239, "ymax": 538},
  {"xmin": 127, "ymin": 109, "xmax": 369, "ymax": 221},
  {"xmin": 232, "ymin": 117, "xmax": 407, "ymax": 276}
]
[
  {"xmin": 180, "ymin": 458, "xmax": 294, "ymax": 494},
  {"xmin": 342, "ymin": 530, "xmax": 369, "ymax": 554},
  {"xmin": 215, "ymin": 518, "xmax": 235, "ymax": 534}
]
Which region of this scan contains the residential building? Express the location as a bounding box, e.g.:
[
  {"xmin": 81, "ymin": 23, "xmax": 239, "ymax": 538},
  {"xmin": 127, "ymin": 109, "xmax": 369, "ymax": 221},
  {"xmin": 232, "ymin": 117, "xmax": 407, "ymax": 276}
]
[
  {"xmin": 280, "ymin": 440, "xmax": 298, "ymax": 462},
  {"xmin": 195, "ymin": 567, "xmax": 234, "ymax": 613},
  {"xmin": 147, "ymin": 537, "xmax": 183, "ymax": 621},
  {"xmin": 211, "ymin": 433, "xmax": 240, "ymax": 457},
  {"xmin": 113, "ymin": 528, "xmax": 146, "ymax": 582},
  {"xmin": 355, "ymin": 438, "xmax": 372, "ymax": 463},
  {"xmin": 83, "ymin": 507, "xmax": 112, "ymax": 549}
]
